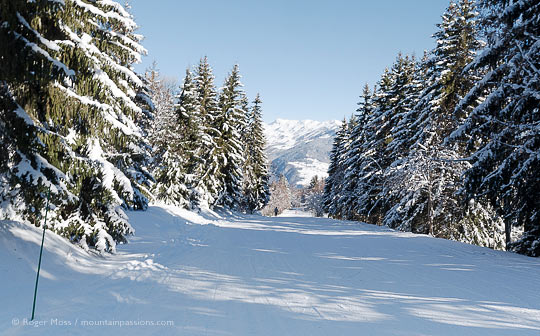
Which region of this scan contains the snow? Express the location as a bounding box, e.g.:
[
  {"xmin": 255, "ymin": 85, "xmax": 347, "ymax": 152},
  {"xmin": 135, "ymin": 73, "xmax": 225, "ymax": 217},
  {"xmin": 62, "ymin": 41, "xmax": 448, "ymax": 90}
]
[
  {"xmin": 1, "ymin": 205, "xmax": 540, "ymax": 335},
  {"xmin": 278, "ymin": 209, "xmax": 314, "ymax": 217},
  {"xmin": 264, "ymin": 119, "xmax": 340, "ymax": 187},
  {"xmin": 72, "ymin": 0, "xmax": 137, "ymax": 31},
  {"xmin": 13, "ymin": 106, "xmax": 35, "ymax": 126},
  {"xmin": 288, "ymin": 158, "xmax": 329, "ymax": 186},
  {"xmin": 87, "ymin": 138, "xmax": 134, "ymax": 204},
  {"xmin": 55, "ymin": 83, "xmax": 141, "ymax": 137},
  {"xmin": 16, "ymin": 12, "xmax": 60, "ymax": 51},
  {"xmin": 264, "ymin": 119, "xmax": 340, "ymax": 152},
  {"xmin": 93, "ymin": 68, "xmax": 141, "ymax": 113},
  {"xmin": 64, "ymin": 128, "xmax": 77, "ymax": 145},
  {"xmin": 11, "ymin": 151, "xmax": 71, "ymax": 198},
  {"xmin": 12, "ymin": 32, "xmax": 75, "ymax": 78}
]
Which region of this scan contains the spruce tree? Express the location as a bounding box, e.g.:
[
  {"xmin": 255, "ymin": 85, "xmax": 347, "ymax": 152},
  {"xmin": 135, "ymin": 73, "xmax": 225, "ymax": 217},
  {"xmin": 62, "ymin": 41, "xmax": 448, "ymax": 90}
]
[
  {"xmin": 353, "ymin": 61, "xmax": 405, "ymax": 224},
  {"xmin": 383, "ymin": 0, "xmax": 491, "ymax": 240},
  {"xmin": 341, "ymin": 84, "xmax": 375, "ymax": 221},
  {"xmin": 243, "ymin": 94, "xmax": 270, "ymax": 212},
  {"xmin": 214, "ymin": 65, "xmax": 247, "ymax": 209},
  {"xmin": 174, "ymin": 68, "xmax": 204, "ymax": 207},
  {"xmin": 305, "ymin": 176, "xmax": 325, "ymax": 217},
  {"xmin": 0, "ymin": 0, "xmax": 150, "ymax": 252},
  {"xmin": 453, "ymin": 0, "xmax": 540, "ymax": 255},
  {"xmin": 193, "ymin": 57, "xmax": 222, "ymax": 207},
  {"xmin": 147, "ymin": 64, "xmax": 192, "ymax": 208},
  {"xmin": 322, "ymin": 118, "xmax": 350, "ymax": 219},
  {"xmin": 386, "ymin": 53, "xmax": 429, "ymax": 159}
]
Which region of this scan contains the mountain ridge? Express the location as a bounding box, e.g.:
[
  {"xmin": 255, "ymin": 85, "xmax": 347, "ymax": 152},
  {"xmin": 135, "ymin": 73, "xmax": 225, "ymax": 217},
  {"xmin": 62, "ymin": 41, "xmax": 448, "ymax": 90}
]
[{"xmin": 263, "ymin": 119, "xmax": 340, "ymax": 188}]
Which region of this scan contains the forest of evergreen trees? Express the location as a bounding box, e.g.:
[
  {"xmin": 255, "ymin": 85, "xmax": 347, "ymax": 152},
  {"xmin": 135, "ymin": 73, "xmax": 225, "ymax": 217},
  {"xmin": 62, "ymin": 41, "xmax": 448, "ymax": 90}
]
[
  {"xmin": 323, "ymin": 0, "xmax": 540, "ymax": 257},
  {"xmin": 0, "ymin": 1, "xmax": 270, "ymax": 252},
  {"xmin": 0, "ymin": 0, "xmax": 538, "ymax": 258}
]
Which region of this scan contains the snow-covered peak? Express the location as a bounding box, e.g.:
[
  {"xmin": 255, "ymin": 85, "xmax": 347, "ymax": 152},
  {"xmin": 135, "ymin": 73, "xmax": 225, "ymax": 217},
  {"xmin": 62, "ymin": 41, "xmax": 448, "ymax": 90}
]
[
  {"xmin": 264, "ymin": 119, "xmax": 341, "ymax": 154},
  {"xmin": 263, "ymin": 119, "xmax": 340, "ymax": 188}
]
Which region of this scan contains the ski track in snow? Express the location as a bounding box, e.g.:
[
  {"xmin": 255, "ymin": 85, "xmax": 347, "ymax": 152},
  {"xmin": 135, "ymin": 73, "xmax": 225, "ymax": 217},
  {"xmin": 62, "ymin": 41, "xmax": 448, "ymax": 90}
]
[{"xmin": 1, "ymin": 205, "xmax": 540, "ymax": 335}]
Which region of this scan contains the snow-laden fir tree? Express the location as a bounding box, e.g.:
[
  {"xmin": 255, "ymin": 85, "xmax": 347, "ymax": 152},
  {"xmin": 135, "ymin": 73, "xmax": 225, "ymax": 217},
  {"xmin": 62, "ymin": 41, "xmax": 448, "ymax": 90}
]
[
  {"xmin": 368, "ymin": 54, "xmax": 416, "ymax": 168},
  {"xmin": 373, "ymin": 54, "xmax": 418, "ymax": 220},
  {"xmin": 382, "ymin": 53, "xmax": 417, "ymax": 154},
  {"xmin": 173, "ymin": 68, "xmax": 205, "ymax": 207},
  {"xmin": 238, "ymin": 94, "xmax": 251, "ymax": 137},
  {"xmin": 242, "ymin": 94, "xmax": 270, "ymax": 212},
  {"xmin": 385, "ymin": 52, "xmax": 429, "ymax": 160},
  {"xmin": 406, "ymin": 0, "xmax": 482, "ymax": 145},
  {"xmin": 382, "ymin": 0, "xmax": 504, "ymax": 247},
  {"xmin": 144, "ymin": 63, "xmax": 192, "ymax": 208},
  {"xmin": 451, "ymin": 0, "xmax": 540, "ymax": 255},
  {"xmin": 0, "ymin": 0, "xmax": 151, "ymax": 252},
  {"xmin": 340, "ymin": 84, "xmax": 375, "ymax": 221},
  {"xmin": 146, "ymin": 62, "xmax": 176, "ymax": 155},
  {"xmin": 352, "ymin": 69, "xmax": 395, "ymax": 224},
  {"xmin": 193, "ymin": 57, "xmax": 222, "ymax": 207},
  {"xmin": 214, "ymin": 65, "xmax": 247, "ymax": 209},
  {"xmin": 350, "ymin": 57, "xmax": 414, "ymax": 224},
  {"xmin": 322, "ymin": 118, "xmax": 351, "ymax": 218},
  {"xmin": 134, "ymin": 74, "xmax": 156, "ymax": 140}
]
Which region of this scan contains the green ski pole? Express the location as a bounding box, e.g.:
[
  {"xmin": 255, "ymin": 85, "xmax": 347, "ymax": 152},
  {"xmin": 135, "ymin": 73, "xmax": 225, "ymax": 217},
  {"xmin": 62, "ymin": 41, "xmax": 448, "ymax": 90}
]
[{"xmin": 31, "ymin": 186, "xmax": 51, "ymax": 321}]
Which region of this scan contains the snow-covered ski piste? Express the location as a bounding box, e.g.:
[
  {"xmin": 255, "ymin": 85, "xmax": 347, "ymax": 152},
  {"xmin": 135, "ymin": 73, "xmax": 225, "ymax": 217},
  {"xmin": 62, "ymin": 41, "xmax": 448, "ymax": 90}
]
[{"xmin": 2, "ymin": 205, "xmax": 540, "ymax": 335}]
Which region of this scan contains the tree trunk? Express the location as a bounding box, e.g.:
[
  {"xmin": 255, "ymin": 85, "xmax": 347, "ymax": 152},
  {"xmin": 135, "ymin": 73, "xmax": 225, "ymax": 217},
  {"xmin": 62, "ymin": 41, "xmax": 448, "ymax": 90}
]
[
  {"xmin": 505, "ymin": 221, "xmax": 511, "ymax": 251},
  {"xmin": 428, "ymin": 161, "xmax": 434, "ymax": 236}
]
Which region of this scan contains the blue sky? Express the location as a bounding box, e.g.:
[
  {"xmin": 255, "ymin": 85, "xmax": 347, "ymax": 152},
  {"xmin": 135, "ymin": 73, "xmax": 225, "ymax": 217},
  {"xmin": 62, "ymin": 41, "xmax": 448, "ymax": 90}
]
[{"xmin": 130, "ymin": 0, "xmax": 449, "ymax": 123}]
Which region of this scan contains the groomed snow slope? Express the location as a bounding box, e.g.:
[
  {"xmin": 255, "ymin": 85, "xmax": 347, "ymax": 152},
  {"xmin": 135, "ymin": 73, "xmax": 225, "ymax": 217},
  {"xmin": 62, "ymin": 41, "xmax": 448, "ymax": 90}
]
[{"xmin": 1, "ymin": 205, "xmax": 540, "ymax": 335}]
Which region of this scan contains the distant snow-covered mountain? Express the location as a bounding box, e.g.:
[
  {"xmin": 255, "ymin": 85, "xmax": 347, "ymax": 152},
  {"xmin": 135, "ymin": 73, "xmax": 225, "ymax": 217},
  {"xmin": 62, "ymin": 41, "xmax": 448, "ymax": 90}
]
[{"xmin": 263, "ymin": 119, "xmax": 341, "ymax": 188}]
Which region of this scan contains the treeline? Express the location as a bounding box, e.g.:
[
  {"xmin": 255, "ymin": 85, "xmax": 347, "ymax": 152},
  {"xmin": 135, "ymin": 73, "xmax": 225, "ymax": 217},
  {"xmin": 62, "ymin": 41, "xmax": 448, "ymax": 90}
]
[
  {"xmin": 0, "ymin": 1, "xmax": 269, "ymax": 252},
  {"xmin": 146, "ymin": 59, "xmax": 270, "ymax": 213},
  {"xmin": 323, "ymin": 0, "xmax": 539, "ymax": 257}
]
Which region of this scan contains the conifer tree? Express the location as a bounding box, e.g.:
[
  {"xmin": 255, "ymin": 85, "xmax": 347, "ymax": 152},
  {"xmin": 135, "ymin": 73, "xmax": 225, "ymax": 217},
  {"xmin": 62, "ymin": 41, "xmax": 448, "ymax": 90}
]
[
  {"xmin": 323, "ymin": 118, "xmax": 351, "ymax": 218},
  {"xmin": 453, "ymin": 0, "xmax": 540, "ymax": 255},
  {"xmin": 355, "ymin": 70, "xmax": 393, "ymax": 224},
  {"xmin": 354, "ymin": 58, "xmax": 412, "ymax": 224},
  {"xmin": 243, "ymin": 94, "xmax": 270, "ymax": 212},
  {"xmin": 173, "ymin": 68, "xmax": 204, "ymax": 207},
  {"xmin": 146, "ymin": 62, "xmax": 176, "ymax": 156},
  {"xmin": 214, "ymin": 65, "xmax": 247, "ymax": 209},
  {"xmin": 147, "ymin": 64, "xmax": 192, "ymax": 208},
  {"xmin": 341, "ymin": 84, "xmax": 375, "ymax": 220},
  {"xmin": 386, "ymin": 52, "xmax": 429, "ymax": 158},
  {"xmin": 384, "ymin": 0, "xmax": 486, "ymax": 238},
  {"xmin": 0, "ymin": 0, "xmax": 151, "ymax": 252},
  {"xmin": 193, "ymin": 57, "xmax": 222, "ymax": 206},
  {"xmin": 366, "ymin": 54, "xmax": 416, "ymax": 169}
]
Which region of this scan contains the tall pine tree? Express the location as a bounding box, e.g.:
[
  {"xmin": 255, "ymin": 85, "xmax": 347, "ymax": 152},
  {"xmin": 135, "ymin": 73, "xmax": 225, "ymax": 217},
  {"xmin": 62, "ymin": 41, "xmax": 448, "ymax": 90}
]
[
  {"xmin": 243, "ymin": 94, "xmax": 270, "ymax": 212},
  {"xmin": 383, "ymin": 0, "xmax": 499, "ymax": 243},
  {"xmin": 323, "ymin": 118, "xmax": 351, "ymax": 218},
  {"xmin": 453, "ymin": 0, "xmax": 540, "ymax": 255},
  {"xmin": 341, "ymin": 84, "xmax": 375, "ymax": 221},
  {"xmin": 0, "ymin": 0, "xmax": 151, "ymax": 252},
  {"xmin": 214, "ymin": 65, "xmax": 247, "ymax": 209},
  {"xmin": 193, "ymin": 56, "xmax": 222, "ymax": 207},
  {"xmin": 148, "ymin": 65, "xmax": 192, "ymax": 208}
]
